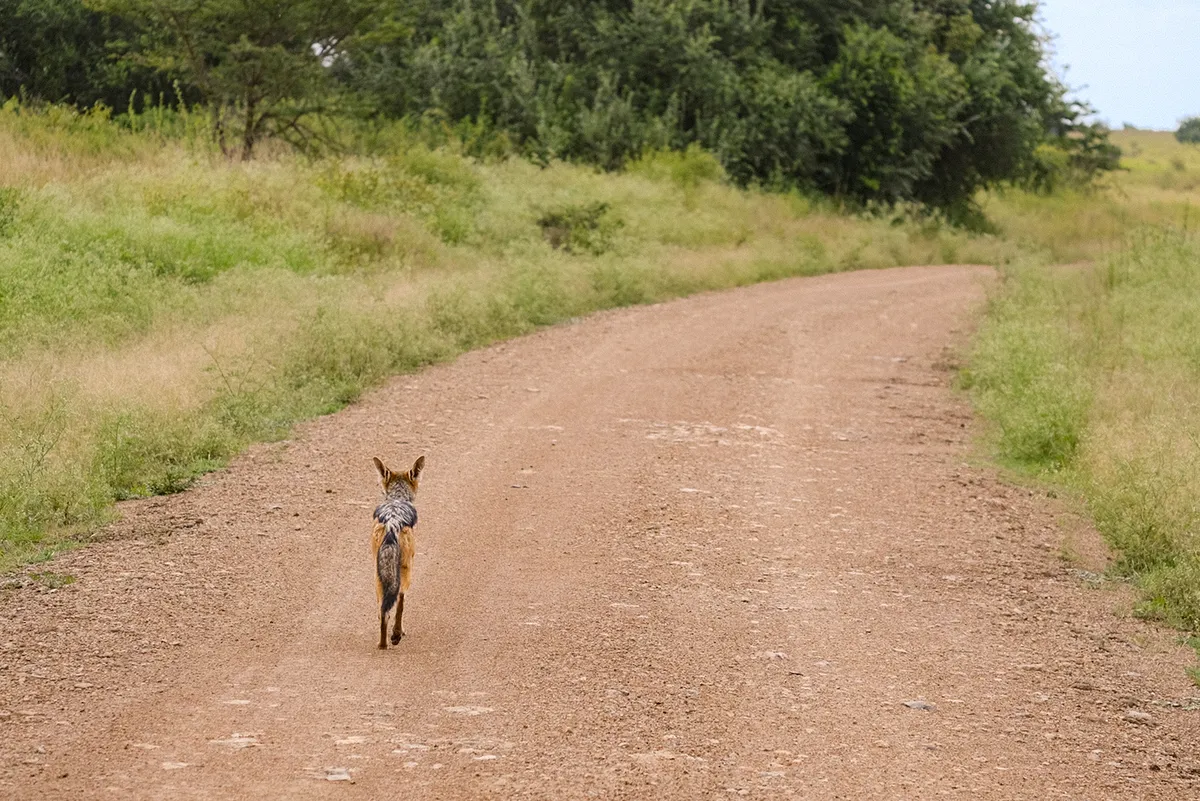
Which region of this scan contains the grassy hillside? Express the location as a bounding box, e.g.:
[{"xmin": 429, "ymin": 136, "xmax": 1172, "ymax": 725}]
[
  {"xmin": 967, "ymin": 129, "xmax": 1200, "ymax": 639},
  {"xmin": 0, "ymin": 103, "xmax": 1016, "ymax": 570}
]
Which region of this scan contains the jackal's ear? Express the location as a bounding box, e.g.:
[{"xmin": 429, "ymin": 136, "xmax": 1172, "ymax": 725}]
[
  {"xmin": 372, "ymin": 456, "xmax": 390, "ymax": 483},
  {"xmin": 409, "ymin": 455, "xmax": 425, "ymax": 482}
]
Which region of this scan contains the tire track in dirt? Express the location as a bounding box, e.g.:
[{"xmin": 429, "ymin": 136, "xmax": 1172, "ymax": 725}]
[{"xmin": 2, "ymin": 265, "xmax": 1197, "ymax": 799}]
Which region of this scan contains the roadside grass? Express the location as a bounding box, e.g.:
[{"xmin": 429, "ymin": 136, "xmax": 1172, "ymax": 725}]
[
  {"xmin": 966, "ymin": 222, "xmax": 1200, "ymax": 635},
  {"xmin": 0, "ymin": 103, "xmax": 1020, "ymax": 570},
  {"xmin": 967, "ymin": 131, "xmax": 1200, "ymax": 682},
  {"xmin": 1187, "ymin": 636, "xmax": 1200, "ymax": 687}
]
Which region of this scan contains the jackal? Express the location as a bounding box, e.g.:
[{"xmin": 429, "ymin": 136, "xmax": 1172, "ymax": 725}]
[{"xmin": 371, "ymin": 454, "xmax": 424, "ymax": 649}]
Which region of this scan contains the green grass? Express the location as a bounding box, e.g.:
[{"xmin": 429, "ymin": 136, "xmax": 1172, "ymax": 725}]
[
  {"xmin": 966, "ymin": 225, "xmax": 1200, "ymax": 634},
  {"xmin": 0, "ymin": 102, "xmax": 1020, "ymax": 571},
  {"xmin": 1186, "ymin": 635, "xmax": 1200, "ymax": 688}
]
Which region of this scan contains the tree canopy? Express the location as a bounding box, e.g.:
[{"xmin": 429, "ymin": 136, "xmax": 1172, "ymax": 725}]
[
  {"xmin": 85, "ymin": 0, "xmax": 380, "ymax": 157},
  {"xmin": 3, "ymin": 0, "xmax": 1117, "ymax": 215},
  {"xmin": 0, "ymin": 0, "xmax": 169, "ymax": 107}
]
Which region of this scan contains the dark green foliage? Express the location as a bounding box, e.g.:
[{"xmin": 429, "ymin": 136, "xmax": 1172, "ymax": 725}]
[
  {"xmin": 10, "ymin": 0, "xmax": 1117, "ymax": 213},
  {"xmin": 721, "ymin": 64, "xmax": 849, "ymax": 188},
  {"xmin": 821, "ymin": 22, "xmax": 966, "ymax": 203},
  {"xmin": 1178, "ymin": 117, "xmax": 1200, "ymax": 145},
  {"xmin": 338, "ymin": 0, "xmax": 1113, "ymax": 215},
  {"xmin": 86, "ymin": 0, "xmax": 381, "ymax": 157},
  {"xmin": 0, "ymin": 0, "xmax": 172, "ymax": 108}
]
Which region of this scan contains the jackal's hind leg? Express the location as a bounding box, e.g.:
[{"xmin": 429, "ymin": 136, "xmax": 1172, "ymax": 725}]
[{"xmin": 391, "ymin": 593, "xmax": 405, "ymax": 645}]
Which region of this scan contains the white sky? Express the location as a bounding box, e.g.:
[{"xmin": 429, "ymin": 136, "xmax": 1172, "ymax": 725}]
[{"xmin": 1038, "ymin": 0, "xmax": 1200, "ymax": 130}]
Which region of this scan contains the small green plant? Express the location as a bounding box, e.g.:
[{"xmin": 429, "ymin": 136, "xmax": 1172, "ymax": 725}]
[
  {"xmin": 537, "ymin": 201, "xmax": 622, "ymax": 255},
  {"xmin": 316, "ymin": 150, "xmax": 481, "ymax": 245},
  {"xmin": 29, "ymin": 571, "xmax": 75, "ymax": 589},
  {"xmin": 628, "ymin": 144, "xmax": 726, "ymax": 188},
  {"xmin": 1185, "ymin": 637, "xmax": 1200, "ymax": 688}
]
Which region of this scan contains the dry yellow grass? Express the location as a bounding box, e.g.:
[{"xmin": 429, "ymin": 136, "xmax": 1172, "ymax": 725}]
[{"xmin": 980, "ymin": 129, "xmax": 1200, "ymax": 262}]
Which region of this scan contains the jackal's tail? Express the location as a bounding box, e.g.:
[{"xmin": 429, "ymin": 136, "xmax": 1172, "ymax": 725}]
[{"xmin": 377, "ymin": 530, "xmax": 401, "ymax": 615}]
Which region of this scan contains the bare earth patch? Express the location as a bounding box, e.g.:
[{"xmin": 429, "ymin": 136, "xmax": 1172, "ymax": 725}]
[{"xmin": 1, "ymin": 265, "xmax": 1196, "ymax": 799}]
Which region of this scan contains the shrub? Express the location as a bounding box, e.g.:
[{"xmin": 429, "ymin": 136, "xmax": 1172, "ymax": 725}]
[
  {"xmin": 1177, "ymin": 116, "xmax": 1200, "ymax": 145},
  {"xmin": 537, "ymin": 202, "xmax": 622, "ymax": 255}
]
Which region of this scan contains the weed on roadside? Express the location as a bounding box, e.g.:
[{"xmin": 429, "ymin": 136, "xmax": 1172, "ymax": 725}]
[{"xmin": 28, "ymin": 571, "xmax": 75, "ymax": 589}]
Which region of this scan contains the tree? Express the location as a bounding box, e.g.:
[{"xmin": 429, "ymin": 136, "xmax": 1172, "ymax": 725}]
[
  {"xmin": 914, "ymin": 1, "xmax": 1089, "ymax": 221},
  {"xmin": 88, "ymin": 0, "xmax": 380, "ymax": 157},
  {"xmin": 719, "ymin": 63, "xmax": 849, "ymax": 188},
  {"xmin": 19, "ymin": 0, "xmax": 1113, "ymax": 214},
  {"xmin": 336, "ymin": 0, "xmax": 1113, "ymax": 217},
  {"xmin": 1178, "ymin": 116, "xmax": 1200, "ymax": 145},
  {"xmin": 821, "ymin": 22, "xmax": 967, "ymax": 204},
  {"xmin": 0, "ymin": 0, "xmax": 169, "ymax": 108}
]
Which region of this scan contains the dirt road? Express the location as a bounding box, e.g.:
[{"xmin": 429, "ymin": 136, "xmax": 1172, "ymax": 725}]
[{"xmin": 2, "ymin": 266, "xmax": 1197, "ymax": 799}]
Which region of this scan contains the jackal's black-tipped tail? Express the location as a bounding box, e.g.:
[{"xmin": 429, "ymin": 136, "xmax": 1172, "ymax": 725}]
[{"xmin": 377, "ymin": 530, "xmax": 400, "ymax": 615}]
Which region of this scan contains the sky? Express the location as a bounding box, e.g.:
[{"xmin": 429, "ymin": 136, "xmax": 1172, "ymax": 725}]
[{"xmin": 1038, "ymin": 0, "xmax": 1200, "ymax": 130}]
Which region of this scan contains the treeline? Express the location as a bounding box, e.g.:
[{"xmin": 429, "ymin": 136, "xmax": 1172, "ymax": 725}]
[{"xmin": 1, "ymin": 0, "xmax": 1118, "ymax": 217}]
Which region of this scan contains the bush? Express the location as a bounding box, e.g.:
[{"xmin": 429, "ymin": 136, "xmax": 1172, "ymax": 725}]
[
  {"xmin": 537, "ymin": 202, "xmax": 622, "ymax": 255},
  {"xmin": 627, "ymin": 144, "xmax": 726, "ymax": 188},
  {"xmin": 962, "ymin": 265, "xmax": 1090, "ymax": 473},
  {"xmin": 1177, "ymin": 116, "xmax": 1200, "ymax": 145},
  {"xmin": 722, "ymin": 65, "xmax": 848, "ymax": 189}
]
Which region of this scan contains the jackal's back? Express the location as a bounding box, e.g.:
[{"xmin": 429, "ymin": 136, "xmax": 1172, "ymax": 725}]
[{"xmin": 374, "ymin": 497, "xmax": 417, "ymax": 535}]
